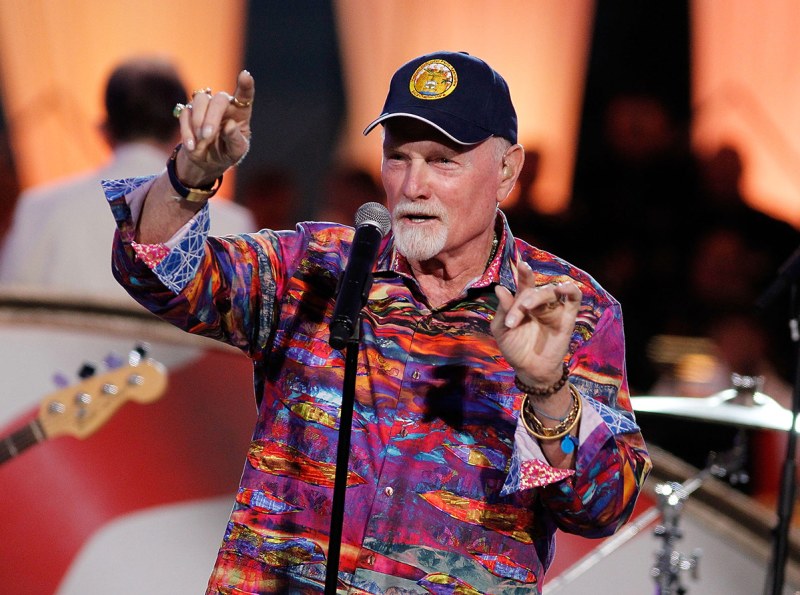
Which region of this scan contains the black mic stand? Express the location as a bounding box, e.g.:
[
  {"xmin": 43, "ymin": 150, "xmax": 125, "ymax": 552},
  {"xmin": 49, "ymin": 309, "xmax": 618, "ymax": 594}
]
[
  {"xmin": 324, "ymin": 321, "xmax": 361, "ymax": 595},
  {"xmin": 764, "ymin": 279, "xmax": 800, "ymax": 594}
]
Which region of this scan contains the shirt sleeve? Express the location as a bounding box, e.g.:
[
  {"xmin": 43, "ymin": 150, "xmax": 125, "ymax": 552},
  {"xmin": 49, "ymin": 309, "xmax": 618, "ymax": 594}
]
[
  {"xmin": 501, "ymin": 300, "xmax": 652, "ymax": 539},
  {"xmin": 102, "ymin": 175, "xmax": 211, "ymax": 294},
  {"xmin": 103, "ymin": 175, "xmax": 289, "ymax": 359}
]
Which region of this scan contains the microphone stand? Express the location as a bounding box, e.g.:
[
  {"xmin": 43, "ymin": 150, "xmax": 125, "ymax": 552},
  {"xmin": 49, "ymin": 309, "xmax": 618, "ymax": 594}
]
[
  {"xmin": 764, "ymin": 278, "xmax": 800, "ymax": 594},
  {"xmin": 324, "ymin": 321, "xmax": 361, "ymax": 595}
]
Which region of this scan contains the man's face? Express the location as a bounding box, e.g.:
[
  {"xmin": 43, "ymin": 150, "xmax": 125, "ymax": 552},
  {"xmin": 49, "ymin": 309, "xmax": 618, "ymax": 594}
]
[{"xmin": 381, "ymin": 119, "xmax": 503, "ymax": 264}]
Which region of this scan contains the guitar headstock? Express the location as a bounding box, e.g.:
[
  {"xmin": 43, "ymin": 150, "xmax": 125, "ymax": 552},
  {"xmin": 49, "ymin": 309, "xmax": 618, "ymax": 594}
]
[{"xmin": 37, "ymin": 355, "xmax": 168, "ymax": 440}]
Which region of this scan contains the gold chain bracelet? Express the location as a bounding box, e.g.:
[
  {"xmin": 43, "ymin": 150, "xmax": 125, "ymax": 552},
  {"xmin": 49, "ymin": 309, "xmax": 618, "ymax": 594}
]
[{"xmin": 521, "ymin": 383, "xmax": 582, "ymax": 441}]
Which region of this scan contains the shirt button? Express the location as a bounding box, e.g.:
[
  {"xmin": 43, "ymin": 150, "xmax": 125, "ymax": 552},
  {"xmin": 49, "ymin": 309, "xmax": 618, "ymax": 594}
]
[
  {"xmin": 412, "ymin": 370, "xmax": 420, "ymax": 379},
  {"xmin": 384, "ymin": 486, "xmax": 394, "ymax": 497}
]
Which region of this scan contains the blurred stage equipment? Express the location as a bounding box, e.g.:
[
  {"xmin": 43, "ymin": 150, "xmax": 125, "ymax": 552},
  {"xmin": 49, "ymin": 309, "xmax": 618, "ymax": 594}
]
[
  {"xmin": 544, "ymin": 441, "xmax": 800, "ymax": 594},
  {"xmin": 631, "ymin": 375, "xmax": 797, "ymax": 432},
  {"xmin": 757, "ymin": 244, "xmax": 800, "ymax": 595},
  {"xmin": 633, "ymin": 367, "xmax": 800, "ymax": 594},
  {"xmin": 0, "ymin": 290, "xmax": 256, "ymax": 595}
]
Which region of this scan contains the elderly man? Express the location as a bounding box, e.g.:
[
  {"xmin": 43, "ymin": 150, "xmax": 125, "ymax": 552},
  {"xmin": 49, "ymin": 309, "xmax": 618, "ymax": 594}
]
[{"xmin": 105, "ymin": 51, "xmax": 650, "ymax": 594}]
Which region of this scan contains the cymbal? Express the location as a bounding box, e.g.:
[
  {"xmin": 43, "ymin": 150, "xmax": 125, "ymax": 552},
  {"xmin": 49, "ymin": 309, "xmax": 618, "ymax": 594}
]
[{"xmin": 630, "ymin": 390, "xmax": 799, "ymax": 432}]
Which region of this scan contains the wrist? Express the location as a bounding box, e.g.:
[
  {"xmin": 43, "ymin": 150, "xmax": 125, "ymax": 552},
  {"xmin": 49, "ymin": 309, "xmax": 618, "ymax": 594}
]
[
  {"xmin": 166, "ymin": 143, "xmax": 224, "ymax": 202},
  {"xmin": 521, "ymin": 383, "xmax": 582, "ymax": 455},
  {"xmin": 514, "ymin": 361, "xmax": 569, "ymax": 397}
]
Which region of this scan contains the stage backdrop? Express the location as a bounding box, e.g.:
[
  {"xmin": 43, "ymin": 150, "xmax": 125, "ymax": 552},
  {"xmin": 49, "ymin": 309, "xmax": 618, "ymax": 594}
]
[
  {"xmin": 1, "ymin": 1, "xmax": 799, "ymax": 226},
  {"xmin": 0, "ymin": 0, "xmax": 246, "ymax": 199},
  {"xmin": 691, "ymin": 0, "xmax": 800, "ymax": 227}
]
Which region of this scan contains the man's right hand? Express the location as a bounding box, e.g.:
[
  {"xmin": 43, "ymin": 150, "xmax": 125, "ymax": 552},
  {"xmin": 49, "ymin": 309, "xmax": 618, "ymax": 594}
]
[
  {"xmin": 136, "ymin": 70, "xmax": 255, "ymax": 245},
  {"xmin": 175, "ymin": 70, "xmax": 255, "ymax": 187}
]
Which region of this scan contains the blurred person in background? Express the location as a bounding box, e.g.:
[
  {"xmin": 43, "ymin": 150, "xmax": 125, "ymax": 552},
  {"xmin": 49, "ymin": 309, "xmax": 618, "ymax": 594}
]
[
  {"xmin": 0, "ymin": 55, "xmax": 255, "ymax": 302},
  {"xmin": 315, "ymin": 163, "xmax": 384, "ymax": 224}
]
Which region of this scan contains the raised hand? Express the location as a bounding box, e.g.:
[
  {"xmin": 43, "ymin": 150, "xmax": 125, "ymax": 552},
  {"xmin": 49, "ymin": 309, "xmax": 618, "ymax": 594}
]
[
  {"xmin": 173, "ymin": 70, "xmax": 255, "ymax": 187},
  {"xmin": 491, "ymin": 261, "xmax": 582, "ymax": 387},
  {"xmin": 136, "ymin": 71, "xmax": 256, "ymax": 244}
]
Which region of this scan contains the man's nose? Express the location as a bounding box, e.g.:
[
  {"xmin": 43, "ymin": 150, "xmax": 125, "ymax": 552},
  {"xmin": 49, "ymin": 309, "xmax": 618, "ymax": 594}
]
[{"xmin": 402, "ymin": 160, "xmax": 430, "ymax": 199}]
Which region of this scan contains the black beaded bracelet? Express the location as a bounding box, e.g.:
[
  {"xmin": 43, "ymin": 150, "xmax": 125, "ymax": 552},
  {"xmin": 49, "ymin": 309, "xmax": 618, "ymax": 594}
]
[
  {"xmin": 514, "ymin": 361, "xmax": 569, "ymax": 397},
  {"xmin": 166, "ymin": 143, "xmax": 223, "ymax": 203}
]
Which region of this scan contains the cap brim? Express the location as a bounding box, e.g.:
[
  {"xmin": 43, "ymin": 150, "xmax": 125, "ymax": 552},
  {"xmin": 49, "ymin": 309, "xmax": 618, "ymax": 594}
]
[{"xmin": 362, "ymin": 112, "xmax": 487, "ymax": 146}]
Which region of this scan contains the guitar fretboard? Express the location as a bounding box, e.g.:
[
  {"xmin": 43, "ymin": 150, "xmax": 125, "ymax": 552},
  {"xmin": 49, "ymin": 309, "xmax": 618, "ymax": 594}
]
[{"xmin": 0, "ymin": 419, "xmax": 46, "ymax": 465}]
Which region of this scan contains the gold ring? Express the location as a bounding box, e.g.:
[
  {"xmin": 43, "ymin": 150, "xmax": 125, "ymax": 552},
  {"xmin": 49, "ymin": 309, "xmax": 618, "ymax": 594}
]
[
  {"xmin": 230, "ymin": 96, "xmax": 253, "ymax": 108},
  {"xmin": 172, "ymin": 103, "xmax": 186, "ymax": 118},
  {"xmin": 191, "ymin": 87, "xmax": 212, "ymax": 98}
]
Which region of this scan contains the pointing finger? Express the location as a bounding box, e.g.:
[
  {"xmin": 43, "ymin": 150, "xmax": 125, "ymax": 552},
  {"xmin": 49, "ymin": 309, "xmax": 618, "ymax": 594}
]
[{"xmin": 229, "ymin": 70, "xmax": 255, "ymax": 111}]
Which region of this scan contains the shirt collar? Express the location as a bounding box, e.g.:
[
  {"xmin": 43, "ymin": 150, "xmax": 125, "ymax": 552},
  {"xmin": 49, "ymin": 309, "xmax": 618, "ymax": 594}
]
[{"xmin": 374, "ymin": 210, "xmax": 520, "ymax": 294}]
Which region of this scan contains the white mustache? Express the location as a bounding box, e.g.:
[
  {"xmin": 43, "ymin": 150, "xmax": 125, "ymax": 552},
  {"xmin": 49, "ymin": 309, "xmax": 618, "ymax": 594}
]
[{"xmin": 392, "ymin": 202, "xmax": 447, "ymax": 221}]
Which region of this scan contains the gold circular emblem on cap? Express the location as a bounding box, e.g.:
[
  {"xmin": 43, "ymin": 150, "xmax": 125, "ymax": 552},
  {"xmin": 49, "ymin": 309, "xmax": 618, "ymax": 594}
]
[{"xmin": 409, "ymin": 59, "xmax": 458, "ymax": 100}]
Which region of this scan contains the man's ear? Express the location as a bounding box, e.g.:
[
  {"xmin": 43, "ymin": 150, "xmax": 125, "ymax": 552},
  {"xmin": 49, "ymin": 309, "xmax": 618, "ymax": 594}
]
[{"xmin": 498, "ymin": 143, "xmax": 525, "ymax": 203}]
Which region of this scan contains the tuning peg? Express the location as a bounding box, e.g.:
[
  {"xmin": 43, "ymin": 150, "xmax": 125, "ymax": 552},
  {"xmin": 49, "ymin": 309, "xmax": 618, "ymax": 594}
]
[
  {"xmin": 52, "ymin": 371, "xmax": 70, "ymax": 388},
  {"xmin": 128, "ymin": 343, "xmax": 150, "ymax": 366},
  {"xmin": 78, "ymin": 363, "xmax": 96, "ymax": 379},
  {"xmin": 104, "ymin": 352, "xmax": 124, "ymax": 369}
]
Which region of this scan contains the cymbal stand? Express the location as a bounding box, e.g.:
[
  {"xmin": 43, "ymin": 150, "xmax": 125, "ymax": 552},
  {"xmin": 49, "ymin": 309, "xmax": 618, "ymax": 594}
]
[
  {"xmin": 650, "ymin": 477, "xmax": 703, "ymax": 595},
  {"xmin": 650, "ymin": 433, "xmax": 749, "ymax": 595},
  {"xmin": 545, "ymin": 441, "xmax": 745, "ymax": 594},
  {"xmin": 707, "ymin": 382, "xmax": 752, "ymax": 489}
]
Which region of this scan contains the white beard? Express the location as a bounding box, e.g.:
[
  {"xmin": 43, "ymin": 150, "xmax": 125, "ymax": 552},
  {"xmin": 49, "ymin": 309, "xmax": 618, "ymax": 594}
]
[
  {"xmin": 391, "ymin": 202, "xmax": 449, "ymax": 261},
  {"xmin": 393, "ymin": 224, "xmax": 447, "ymax": 261}
]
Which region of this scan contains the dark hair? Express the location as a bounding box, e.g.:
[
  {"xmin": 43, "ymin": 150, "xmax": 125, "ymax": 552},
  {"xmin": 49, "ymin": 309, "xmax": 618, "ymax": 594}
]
[{"xmin": 104, "ymin": 57, "xmax": 187, "ymax": 144}]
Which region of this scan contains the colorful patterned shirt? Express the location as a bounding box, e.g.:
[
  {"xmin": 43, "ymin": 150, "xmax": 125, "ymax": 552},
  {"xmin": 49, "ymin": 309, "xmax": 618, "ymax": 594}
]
[{"xmin": 104, "ymin": 176, "xmax": 651, "ymax": 594}]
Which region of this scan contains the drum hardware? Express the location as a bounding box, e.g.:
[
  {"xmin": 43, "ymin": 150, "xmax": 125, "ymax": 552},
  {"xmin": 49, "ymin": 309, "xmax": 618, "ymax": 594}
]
[
  {"xmin": 650, "ymin": 426, "xmax": 755, "ymax": 595},
  {"xmin": 545, "ymin": 474, "xmax": 704, "ymax": 595},
  {"xmin": 651, "ymin": 478, "xmax": 703, "ymax": 595},
  {"xmin": 630, "ymin": 375, "xmax": 793, "ymax": 433},
  {"xmin": 547, "ymin": 375, "xmax": 763, "ymax": 594},
  {"xmin": 706, "ymin": 427, "xmax": 749, "ymax": 487},
  {"xmin": 729, "ymin": 373, "xmax": 764, "ymax": 405},
  {"xmin": 635, "ymin": 375, "xmax": 767, "ymax": 593}
]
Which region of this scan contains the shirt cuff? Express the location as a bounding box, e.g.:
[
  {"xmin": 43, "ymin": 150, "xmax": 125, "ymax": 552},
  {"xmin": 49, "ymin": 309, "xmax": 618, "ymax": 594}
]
[
  {"xmin": 102, "ymin": 174, "xmax": 211, "ymax": 294},
  {"xmin": 501, "ymin": 422, "xmax": 578, "ymax": 495},
  {"xmin": 148, "ymin": 206, "xmax": 210, "ymax": 293},
  {"xmin": 500, "ymin": 388, "xmax": 641, "ymax": 496},
  {"xmin": 501, "ymin": 390, "xmax": 599, "ymax": 496}
]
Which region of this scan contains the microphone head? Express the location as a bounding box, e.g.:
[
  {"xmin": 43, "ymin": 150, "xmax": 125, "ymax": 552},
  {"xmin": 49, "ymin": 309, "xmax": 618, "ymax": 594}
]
[{"xmin": 355, "ymin": 202, "xmax": 391, "ymax": 237}]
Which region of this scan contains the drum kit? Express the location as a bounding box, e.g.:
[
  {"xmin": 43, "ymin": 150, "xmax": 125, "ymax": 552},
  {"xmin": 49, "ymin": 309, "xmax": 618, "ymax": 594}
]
[
  {"xmin": 546, "ymin": 373, "xmax": 800, "ymax": 594},
  {"xmin": 626, "ymin": 373, "xmax": 798, "ymax": 595},
  {"xmin": 631, "ymin": 374, "xmax": 797, "ymax": 433}
]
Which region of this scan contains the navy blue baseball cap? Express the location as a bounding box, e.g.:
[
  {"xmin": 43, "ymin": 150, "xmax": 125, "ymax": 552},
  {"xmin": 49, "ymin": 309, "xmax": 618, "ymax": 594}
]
[{"xmin": 363, "ymin": 51, "xmax": 518, "ymax": 145}]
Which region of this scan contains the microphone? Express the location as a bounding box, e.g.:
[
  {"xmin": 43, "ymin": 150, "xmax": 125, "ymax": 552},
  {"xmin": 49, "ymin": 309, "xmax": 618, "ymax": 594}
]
[
  {"xmin": 329, "ymin": 202, "xmax": 391, "ymax": 349},
  {"xmin": 757, "ymin": 244, "xmax": 800, "ymax": 311}
]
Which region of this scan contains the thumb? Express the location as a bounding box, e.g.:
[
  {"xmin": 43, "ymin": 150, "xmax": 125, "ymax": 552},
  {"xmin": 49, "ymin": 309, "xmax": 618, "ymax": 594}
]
[
  {"xmin": 492, "ymin": 285, "xmax": 514, "ymax": 330},
  {"xmin": 231, "ymin": 70, "xmax": 255, "ymax": 109}
]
